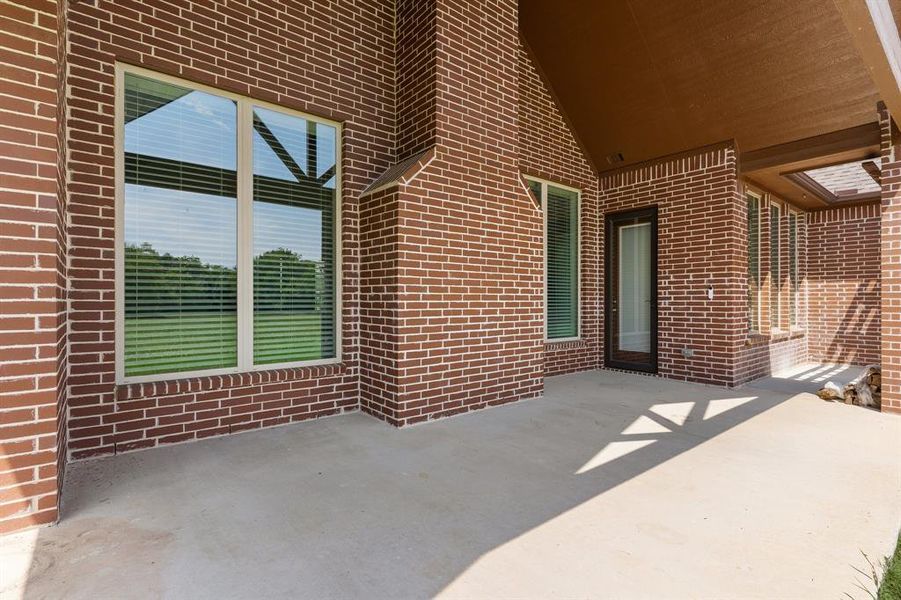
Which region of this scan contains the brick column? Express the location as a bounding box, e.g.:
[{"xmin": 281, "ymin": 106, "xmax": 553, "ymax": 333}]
[
  {"xmin": 0, "ymin": 0, "xmax": 67, "ymax": 534},
  {"xmin": 880, "ymin": 103, "xmax": 901, "ymax": 414},
  {"xmin": 360, "ymin": 0, "xmax": 544, "ymax": 425}
]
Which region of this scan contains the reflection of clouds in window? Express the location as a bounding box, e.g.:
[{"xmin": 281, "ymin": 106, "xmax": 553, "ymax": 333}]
[
  {"xmin": 124, "ymin": 184, "xmax": 237, "ymax": 268},
  {"xmin": 253, "ymin": 106, "xmax": 336, "ymax": 182},
  {"xmin": 254, "ymin": 201, "xmax": 323, "ymax": 263},
  {"xmin": 125, "ymin": 90, "xmax": 237, "ymax": 170},
  {"xmin": 253, "ymin": 129, "xmax": 296, "ymax": 181},
  {"xmin": 255, "ymin": 107, "xmax": 308, "ymax": 174},
  {"xmin": 315, "ymin": 123, "xmax": 336, "ymax": 179}
]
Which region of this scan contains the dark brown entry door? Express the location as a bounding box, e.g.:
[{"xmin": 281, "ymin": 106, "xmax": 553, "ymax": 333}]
[{"xmin": 605, "ymin": 207, "xmax": 658, "ymax": 373}]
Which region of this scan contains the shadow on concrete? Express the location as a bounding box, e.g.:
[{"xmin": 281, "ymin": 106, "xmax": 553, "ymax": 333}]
[{"xmin": 9, "ymin": 369, "xmax": 897, "ymax": 598}]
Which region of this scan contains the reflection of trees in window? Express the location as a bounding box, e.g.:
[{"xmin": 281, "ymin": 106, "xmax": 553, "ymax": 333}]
[
  {"xmin": 124, "ymin": 243, "xmax": 237, "ymax": 318},
  {"xmin": 122, "ymin": 71, "xmax": 339, "ymax": 379},
  {"xmin": 252, "ymin": 106, "xmax": 337, "ymax": 365},
  {"xmin": 253, "ymin": 248, "xmax": 321, "ymax": 313}
]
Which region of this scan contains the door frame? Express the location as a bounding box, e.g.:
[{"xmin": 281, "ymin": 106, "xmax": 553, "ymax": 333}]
[{"xmin": 604, "ymin": 206, "xmax": 659, "ymax": 373}]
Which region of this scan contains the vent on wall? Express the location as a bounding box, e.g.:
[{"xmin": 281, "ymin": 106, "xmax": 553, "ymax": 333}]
[{"xmin": 606, "ymin": 152, "xmax": 624, "ymax": 165}]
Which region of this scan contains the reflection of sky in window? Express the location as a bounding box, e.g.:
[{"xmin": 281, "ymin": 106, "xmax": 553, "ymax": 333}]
[
  {"xmin": 125, "ymin": 184, "xmax": 328, "ymax": 266},
  {"xmin": 124, "ymin": 81, "xmax": 337, "ymax": 267},
  {"xmin": 125, "ymin": 185, "xmax": 237, "ymax": 268},
  {"xmin": 253, "ymin": 107, "xmax": 337, "ymax": 187},
  {"xmin": 254, "ymin": 202, "xmax": 324, "ymax": 262},
  {"xmin": 253, "ymin": 107, "xmax": 332, "ymax": 263},
  {"xmin": 125, "ymin": 90, "xmax": 237, "ymax": 169}
]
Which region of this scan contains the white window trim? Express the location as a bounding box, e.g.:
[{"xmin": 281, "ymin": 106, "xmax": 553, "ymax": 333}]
[
  {"xmin": 524, "ymin": 175, "xmax": 581, "ymax": 343},
  {"xmin": 114, "ymin": 63, "xmax": 343, "ymax": 385},
  {"xmin": 746, "ymin": 189, "xmax": 762, "ymax": 334}
]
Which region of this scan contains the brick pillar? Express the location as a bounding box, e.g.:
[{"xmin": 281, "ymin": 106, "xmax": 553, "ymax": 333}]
[
  {"xmin": 880, "ymin": 102, "xmax": 901, "ymax": 414},
  {"xmin": 0, "ymin": 0, "xmax": 67, "ymax": 534},
  {"xmin": 360, "ymin": 0, "xmax": 544, "ymax": 425}
]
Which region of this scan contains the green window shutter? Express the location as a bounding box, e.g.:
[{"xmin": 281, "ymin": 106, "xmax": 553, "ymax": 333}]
[
  {"xmin": 123, "ymin": 73, "xmax": 238, "ymax": 377},
  {"xmin": 770, "ymin": 204, "xmax": 780, "ymax": 328},
  {"xmin": 789, "ymin": 212, "xmax": 798, "ymax": 326},
  {"xmin": 252, "ymin": 107, "xmax": 338, "ymax": 365},
  {"xmin": 546, "ymin": 185, "xmax": 579, "ymax": 339},
  {"xmin": 747, "ymin": 195, "xmax": 760, "ymax": 331}
]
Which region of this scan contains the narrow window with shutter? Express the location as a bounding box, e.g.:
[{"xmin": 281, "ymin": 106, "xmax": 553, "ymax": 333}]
[
  {"xmin": 769, "ymin": 202, "xmax": 781, "ymax": 330},
  {"xmin": 526, "ymin": 178, "xmax": 580, "ymax": 340},
  {"xmin": 789, "ymin": 211, "xmax": 799, "ymax": 327},
  {"xmin": 747, "ymin": 194, "xmax": 760, "ymax": 332}
]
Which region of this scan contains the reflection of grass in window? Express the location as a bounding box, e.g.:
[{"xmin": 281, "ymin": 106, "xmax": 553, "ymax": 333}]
[
  {"xmin": 125, "ymin": 313, "xmax": 237, "ymax": 376},
  {"xmin": 125, "ymin": 312, "xmax": 331, "ymax": 376},
  {"xmin": 254, "ymin": 312, "xmax": 329, "ymax": 365}
]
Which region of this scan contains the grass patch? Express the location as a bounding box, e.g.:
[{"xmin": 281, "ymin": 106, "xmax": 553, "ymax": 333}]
[{"xmin": 880, "ymin": 532, "xmax": 901, "ymax": 600}]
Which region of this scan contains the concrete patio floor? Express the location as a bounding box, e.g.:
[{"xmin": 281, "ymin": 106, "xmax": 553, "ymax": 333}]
[{"xmin": 2, "ymin": 368, "xmax": 900, "ymax": 599}]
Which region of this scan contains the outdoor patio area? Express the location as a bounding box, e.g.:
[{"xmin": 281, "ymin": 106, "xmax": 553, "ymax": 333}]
[{"xmin": 2, "ymin": 368, "xmax": 899, "ymax": 599}]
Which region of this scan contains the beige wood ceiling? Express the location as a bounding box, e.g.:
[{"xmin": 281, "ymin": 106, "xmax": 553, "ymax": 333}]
[{"xmin": 520, "ymin": 0, "xmax": 882, "ymax": 182}]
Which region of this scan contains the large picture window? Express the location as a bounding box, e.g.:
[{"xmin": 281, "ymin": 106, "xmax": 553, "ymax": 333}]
[
  {"xmin": 118, "ymin": 67, "xmax": 340, "ymax": 383},
  {"xmin": 527, "ymin": 177, "xmax": 580, "ymax": 340}
]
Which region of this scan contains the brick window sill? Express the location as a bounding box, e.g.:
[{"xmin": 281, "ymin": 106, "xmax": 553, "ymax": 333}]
[
  {"xmin": 116, "ymin": 362, "xmax": 349, "ymax": 400},
  {"xmin": 745, "ymin": 328, "xmax": 806, "ymax": 346},
  {"xmin": 545, "ymin": 339, "xmax": 589, "ymax": 350}
]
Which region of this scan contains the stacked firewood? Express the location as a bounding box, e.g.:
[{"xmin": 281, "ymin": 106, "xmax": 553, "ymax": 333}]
[{"xmin": 816, "ymin": 365, "xmax": 881, "ymax": 408}]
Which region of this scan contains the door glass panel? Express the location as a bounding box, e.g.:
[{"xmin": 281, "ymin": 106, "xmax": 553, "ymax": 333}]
[
  {"xmin": 608, "ymin": 210, "xmax": 655, "ymax": 371},
  {"xmin": 618, "ymin": 223, "xmax": 651, "ymax": 353}
]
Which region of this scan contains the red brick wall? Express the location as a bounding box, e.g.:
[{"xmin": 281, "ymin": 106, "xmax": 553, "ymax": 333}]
[
  {"xmin": 808, "ymin": 204, "xmax": 881, "ymax": 366},
  {"xmin": 383, "ymin": 152, "xmax": 544, "ymax": 425},
  {"xmin": 0, "ymin": 0, "xmax": 65, "ymax": 534},
  {"xmin": 517, "ymin": 43, "xmax": 601, "ymax": 377},
  {"xmin": 360, "ymin": 0, "xmax": 544, "ymax": 426},
  {"xmin": 64, "ymin": 0, "xmax": 397, "ymax": 458},
  {"xmin": 359, "ymin": 186, "xmax": 402, "ymax": 421},
  {"xmin": 598, "ymin": 144, "xmax": 748, "ymax": 386},
  {"xmin": 880, "ymin": 103, "xmax": 901, "ymax": 414},
  {"xmin": 54, "ymin": 0, "xmax": 69, "ymax": 521},
  {"xmin": 736, "ymin": 334, "xmax": 808, "ymax": 384},
  {"xmin": 396, "ymin": 0, "xmax": 436, "ymax": 161}
]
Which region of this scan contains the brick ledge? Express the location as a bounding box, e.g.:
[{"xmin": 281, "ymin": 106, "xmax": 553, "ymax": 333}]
[
  {"xmin": 545, "ymin": 339, "xmax": 589, "ymax": 350},
  {"xmin": 116, "ymin": 362, "xmax": 349, "ymax": 400},
  {"xmin": 745, "ymin": 329, "xmax": 806, "ymax": 347}
]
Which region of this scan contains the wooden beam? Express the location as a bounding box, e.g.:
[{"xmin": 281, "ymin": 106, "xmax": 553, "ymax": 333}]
[
  {"xmin": 862, "ymin": 159, "xmax": 882, "ymax": 183},
  {"xmin": 740, "ymin": 123, "xmax": 881, "ymax": 172},
  {"xmin": 834, "ymin": 0, "xmax": 901, "ymax": 123}
]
